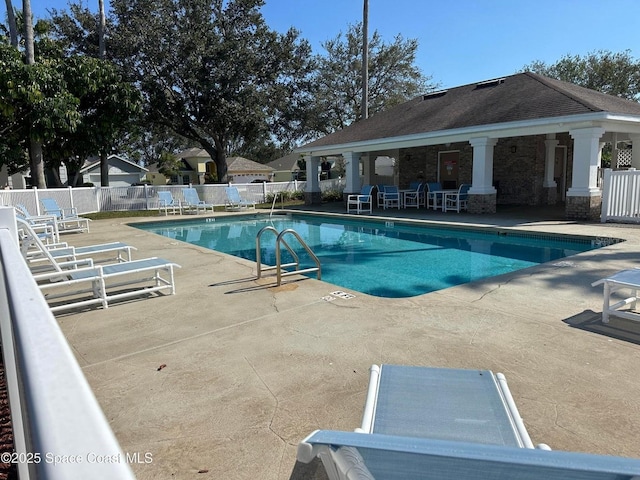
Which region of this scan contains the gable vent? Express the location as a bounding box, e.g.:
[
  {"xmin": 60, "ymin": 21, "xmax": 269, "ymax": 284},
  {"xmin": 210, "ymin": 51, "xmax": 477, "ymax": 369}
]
[
  {"xmin": 423, "ymin": 90, "xmax": 448, "ymax": 100},
  {"xmin": 475, "ymin": 77, "xmax": 505, "ymax": 89}
]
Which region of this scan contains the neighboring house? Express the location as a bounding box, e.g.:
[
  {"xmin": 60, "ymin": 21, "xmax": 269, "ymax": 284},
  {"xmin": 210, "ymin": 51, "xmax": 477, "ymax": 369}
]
[
  {"xmin": 227, "ymin": 156, "xmax": 275, "ymax": 183},
  {"xmin": 80, "ymin": 154, "xmax": 148, "ymax": 187},
  {"xmin": 144, "ymin": 149, "xmax": 274, "ymax": 184},
  {"xmin": 296, "ymin": 72, "xmax": 640, "ymax": 220},
  {"xmin": 145, "ymin": 159, "xmax": 196, "ymax": 185},
  {"xmin": 267, "ymin": 152, "xmax": 303, "ymax": 182}
]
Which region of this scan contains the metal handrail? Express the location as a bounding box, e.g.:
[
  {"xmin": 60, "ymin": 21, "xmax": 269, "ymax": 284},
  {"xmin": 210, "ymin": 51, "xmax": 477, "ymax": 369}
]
[
  {"xmin": 255, "ymin": 226, "xmax": 321, "ymax": 285},
  {"xmin": 256, "ymin": 226, "xmax": 299, "ymax": 279}
]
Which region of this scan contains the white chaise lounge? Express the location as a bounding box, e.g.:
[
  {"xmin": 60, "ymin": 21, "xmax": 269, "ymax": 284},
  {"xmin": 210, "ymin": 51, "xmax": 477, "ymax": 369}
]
[{"xmin": 592, "ymin": 269, "xmax": 640, "ymax": 323}]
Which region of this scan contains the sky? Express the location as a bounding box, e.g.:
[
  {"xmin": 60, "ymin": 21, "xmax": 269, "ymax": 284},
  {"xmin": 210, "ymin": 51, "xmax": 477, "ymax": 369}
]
[{"xmin": 3, "ymin": 0, "xmax": 640, "ymax": 89}]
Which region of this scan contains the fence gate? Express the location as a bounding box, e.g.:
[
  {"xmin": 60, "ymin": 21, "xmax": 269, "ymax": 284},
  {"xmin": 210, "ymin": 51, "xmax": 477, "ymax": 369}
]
[{"xmin": 601, "ymin": 168, "xmax": 640, "ymax": 223}]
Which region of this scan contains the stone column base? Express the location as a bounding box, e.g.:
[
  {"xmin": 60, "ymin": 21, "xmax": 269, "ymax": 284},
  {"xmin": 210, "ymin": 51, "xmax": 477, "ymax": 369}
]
[
  {"xmin": 566, "ymin": 195, "xmax": 601, "ymax": 220},
  {"xmin": 304, "ymin": 191, "xmax": 322, "ymax": 205},
  {"xmin": 542, "ymin": 186, "xmax": 557, "ymax": 205},
  {"xmin": 467, "ymin": 193, "xmax": 496, "ymax": 214}
]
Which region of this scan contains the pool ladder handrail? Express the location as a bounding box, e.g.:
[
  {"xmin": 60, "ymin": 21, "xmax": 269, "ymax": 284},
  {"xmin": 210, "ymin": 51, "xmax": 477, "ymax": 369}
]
[{"xmin": 256, "ymin": 226, "xmax": 321, "ymax": 286}]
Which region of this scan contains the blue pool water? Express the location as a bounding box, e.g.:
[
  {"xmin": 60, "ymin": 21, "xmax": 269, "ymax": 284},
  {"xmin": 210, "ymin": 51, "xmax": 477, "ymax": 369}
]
[{"xmin": 134, "ymin": 214, "xmax": 615, "ymax": 298}]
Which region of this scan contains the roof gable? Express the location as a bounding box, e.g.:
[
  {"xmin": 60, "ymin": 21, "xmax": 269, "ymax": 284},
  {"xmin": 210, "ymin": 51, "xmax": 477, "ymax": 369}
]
[
  {"xmin": 300, "ymin": 72, "xmax": 640, "ymax": 150},
  {"xmin": 266, "ymin": 152, "xmax": 301, "ymax": 171},
  {"xmin": 80, "ymin": 155, "xmax": 148, "ymax": 174},
  {"xmin": 227, "ymin": 156, "xmax": 274, "ymax": 172}
]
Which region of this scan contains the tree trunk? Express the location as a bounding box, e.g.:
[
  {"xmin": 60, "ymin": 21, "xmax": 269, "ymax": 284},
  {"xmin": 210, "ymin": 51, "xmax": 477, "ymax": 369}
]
[
  {"xmin": 98, "ymin": 0, "xmax": 108, "ymax": 186},
  {"xmin": 361, "ymin": 0, "xmax": 369, "ymax": 121},
  {"xmin": 98, "ymin": 0, "xmax": 106, "ymax": 58},
  {"xmin": 5, "ymin": 0, "xmax": 18, "ymax": 46},
  {"xmin": 23, "ymin": 0, "xmax": 46, "ymax": 188}
]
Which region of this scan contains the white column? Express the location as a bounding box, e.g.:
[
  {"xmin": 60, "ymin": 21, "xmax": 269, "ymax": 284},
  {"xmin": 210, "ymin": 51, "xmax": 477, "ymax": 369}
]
[
  {"xmin": 629, "ymin": 134, "xmax": 640, "ymax": 169},
  {"xmin": 543, "ymin": 134, "xmax": 558, "ymax": 188},
  {"xmin": 468, "ymin": 137, "xmax": 498, "ymax": 194},
  {"xmin": 567, "ymin": 127, "xmax": 605, "ymax": 196},
  {"xmin": 361, "ymin": 154, "xmax": 374, "ymax": 186},
  {"xmin": 304, "ymin": 155, "xmax": 320, "ymax": 193},
  {"xmin": 609, "ymin": 133, "xmax": 618, "ymax": 169},
  {"xmin": 343, "ymin": 151, "xmax": 361, "ymax": 194}
]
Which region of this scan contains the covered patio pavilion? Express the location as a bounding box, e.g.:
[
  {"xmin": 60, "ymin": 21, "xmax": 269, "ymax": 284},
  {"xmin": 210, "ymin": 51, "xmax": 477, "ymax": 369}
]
[{"xmin": 296, "ymin": 72, "xmax": 640, "ymax": 220}]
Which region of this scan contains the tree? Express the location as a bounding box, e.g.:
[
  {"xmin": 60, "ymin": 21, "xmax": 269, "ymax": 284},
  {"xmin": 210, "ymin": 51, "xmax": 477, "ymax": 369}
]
[
  {"xmin": 0, "ymin": 32, "xmax": 81, "ymax": 186},
  {"xmin": 522, "ymin": 50, "xmax": 640, "ymax": 101},
  {"xmin": 109, "ymin": 0, "xmax": 315, "ymax": 182},
  {"xmin": 45, "ymin": 55, "xmax": 142, "ymax": 186},
  {"xmin": 306, "ymin": 23, "xmax": 437, "ymax": 138}
]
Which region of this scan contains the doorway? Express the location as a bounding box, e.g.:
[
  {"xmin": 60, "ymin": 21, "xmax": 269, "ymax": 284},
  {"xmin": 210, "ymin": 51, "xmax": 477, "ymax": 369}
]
[
  {"xmin": 438, "ymin": 151, "xmax": 460, "ymax": 189},
  {"xmin": 554, "ymin": 146, "xmax": 567, "ymax": 201}
]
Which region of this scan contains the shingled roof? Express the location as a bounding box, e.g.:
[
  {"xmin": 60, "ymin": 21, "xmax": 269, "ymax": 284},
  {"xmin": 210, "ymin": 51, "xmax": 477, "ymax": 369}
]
[{"xmin": 300, "ymin": 72, "xmax": 640, "ymax": 150}]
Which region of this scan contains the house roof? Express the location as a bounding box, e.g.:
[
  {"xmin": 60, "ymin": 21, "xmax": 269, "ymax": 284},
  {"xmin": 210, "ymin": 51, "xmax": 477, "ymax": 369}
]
[
  {"xmin": 227, "ymin": 156, "xmax": 274, "ymax": 172},
  {"xmin": 298, "ymin": 72, "xmax": 640, "ymax": 154},
  {"xmin": 146, "ymin": 160, "xmax": 194, "ymax": 173},
  {"xmin": 79, "ymin": 154, "xmax": 148, "ymax": 174},
  {"xmin": 266, "ymin": 152, "xmax": 301, "ymax": 171},
  {"xmin": 176, "ymin": 147, "xmax": 211, "ymax": 159}
]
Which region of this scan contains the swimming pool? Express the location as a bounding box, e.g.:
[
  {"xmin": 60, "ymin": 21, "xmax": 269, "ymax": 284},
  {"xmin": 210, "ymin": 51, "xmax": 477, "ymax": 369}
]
[{"xmin": 134, "ymin": 213, "xmax": 619, "ymax": 298}]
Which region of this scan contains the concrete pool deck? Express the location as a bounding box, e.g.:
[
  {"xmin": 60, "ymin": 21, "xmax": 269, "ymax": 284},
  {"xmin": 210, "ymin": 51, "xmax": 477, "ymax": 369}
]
[{"xmin": 56, "ymin": 205, "xmax": 640, "ymax": 479}]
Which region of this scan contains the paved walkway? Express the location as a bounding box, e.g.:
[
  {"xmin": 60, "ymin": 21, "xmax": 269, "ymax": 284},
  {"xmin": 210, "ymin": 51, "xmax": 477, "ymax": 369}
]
[{"xmin": 58, "ymin": 205, "xmax": 640, "ymax": 479}]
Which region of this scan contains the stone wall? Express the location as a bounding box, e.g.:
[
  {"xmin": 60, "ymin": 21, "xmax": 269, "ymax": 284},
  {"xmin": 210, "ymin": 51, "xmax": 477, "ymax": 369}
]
[
  {"xmin": 398, "ymin": 133, "xmax": 575, "ymax": 207},
  {"xmin": 398, "ymin": 143, "xmax": 472, "ymax": 187},
  {"xmin": 566, "ymin": 195, "xmax": 601, "ymax": 220}
]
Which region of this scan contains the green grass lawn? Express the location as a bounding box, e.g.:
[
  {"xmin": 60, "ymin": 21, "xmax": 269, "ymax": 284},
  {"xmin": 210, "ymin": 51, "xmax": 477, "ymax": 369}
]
[{"xmin": 84, "ymin": 200, "xmax": 306, "ymax": 220}]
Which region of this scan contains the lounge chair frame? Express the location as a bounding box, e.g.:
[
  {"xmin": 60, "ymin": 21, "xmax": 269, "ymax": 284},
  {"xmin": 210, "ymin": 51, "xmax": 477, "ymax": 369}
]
[
  {"xmin": 158, "ymin": 191, "xmax": 182, "ymax": 215},
  {"xmin": 592, "ymin": 269, "xmax": 640, "ymax": 323},
  {"xmin": 40, "ymin": 198, "xmax": 91, "ymax": 234},
  {"xmin": 181, "ymin": 187, "xmax": 215, "ymax": 214},
  {"xmin": 224, "ymin": 186, "xmax": 255, "ymax": 211}
]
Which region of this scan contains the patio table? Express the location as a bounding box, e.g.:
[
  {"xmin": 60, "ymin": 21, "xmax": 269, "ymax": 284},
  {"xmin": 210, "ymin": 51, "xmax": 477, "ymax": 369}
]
[{"xmin": 429, "ymin": 190, "xmax": 457, "ymax": 211}]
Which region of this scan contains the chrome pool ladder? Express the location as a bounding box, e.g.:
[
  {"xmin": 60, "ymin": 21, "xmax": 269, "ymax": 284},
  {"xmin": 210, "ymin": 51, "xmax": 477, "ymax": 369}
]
[{"xmin": 255, "ymin": 226, "xmax": 321, "ymax": 286}]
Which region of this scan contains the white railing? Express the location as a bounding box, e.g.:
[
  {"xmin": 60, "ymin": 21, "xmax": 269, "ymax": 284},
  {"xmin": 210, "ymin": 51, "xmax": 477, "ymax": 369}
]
[
  {"xmin": 0, "ymin": 180, "xmax": 332, "ymax": 215},
  {"xmin": 601, "ymin": 168, "xmax": 640, "ymax": 223},
  {"xmin": 0, "ymin": 207, "xmax": 136, "ymax": 479}
]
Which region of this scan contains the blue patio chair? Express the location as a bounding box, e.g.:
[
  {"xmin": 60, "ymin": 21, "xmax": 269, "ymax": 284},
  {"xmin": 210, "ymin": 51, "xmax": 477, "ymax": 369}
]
[
  {"xmin": 347, "ymin": 185, "xmax": 374, "ymax": 214},
  {"xmin": 443, "ymin": 183, "xmax": 471, "ymax": 212},
  {"xmin": 403, "ymin": 182, "xmax": 425, "ymax": 208},
  {"xmin": 426, "ymin": 182, "xmax": 443, "ymax": 210},
  {"xmin": 382, "ymin": 185, "xmax": 400, "ymax": 210}
]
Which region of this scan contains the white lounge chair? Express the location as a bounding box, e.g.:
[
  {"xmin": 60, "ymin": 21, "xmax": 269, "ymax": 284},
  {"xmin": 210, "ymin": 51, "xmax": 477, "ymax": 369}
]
[
  {"xmin": 297, "ymin": 364, "xmax": 572, "ymax": 480},
  {"xmin": 347, "ymin": 185, "xmax": 374, "ymax": 214},
  {"xmin": 16, "ymin": 218, "xmax": 180, "ymax": 313},
  {"xmin": 592, "ymin": 269, "xmax": 640, "ymax": 323},
  {"xmin": 18, "ymin": 218, "xmax": 136, "ymax": 270},
  {"xmin": 40, "ymin": 197, "xmax": 91, "ymax": 233},
  {"xmin": 158, "ymin": 191, "xmax": 182, "ymax": 215},
  {"xmin": 298, "ymin": 429, "xmax": 640, "ymax": 480},
  {"xmin": 181, "ymin": 187, "xmax": 215, "ymax": 214},
  {"xmin": 224, "ymin": 186, "xmax": 255, "ymax": 211},
  {"xmin": 14, "ymin": 204, "xmax": 60, "ymax": 244}
]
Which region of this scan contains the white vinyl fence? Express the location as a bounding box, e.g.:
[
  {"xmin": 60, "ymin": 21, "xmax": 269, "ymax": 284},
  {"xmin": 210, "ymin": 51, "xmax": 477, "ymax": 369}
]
[
  {"xmin": 601, "ymin": 168, "xmax": 640, "ymax": 223},
  {"xmin": 0, "ymin": 180, "xmax": 344, "ymax": 214}
]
